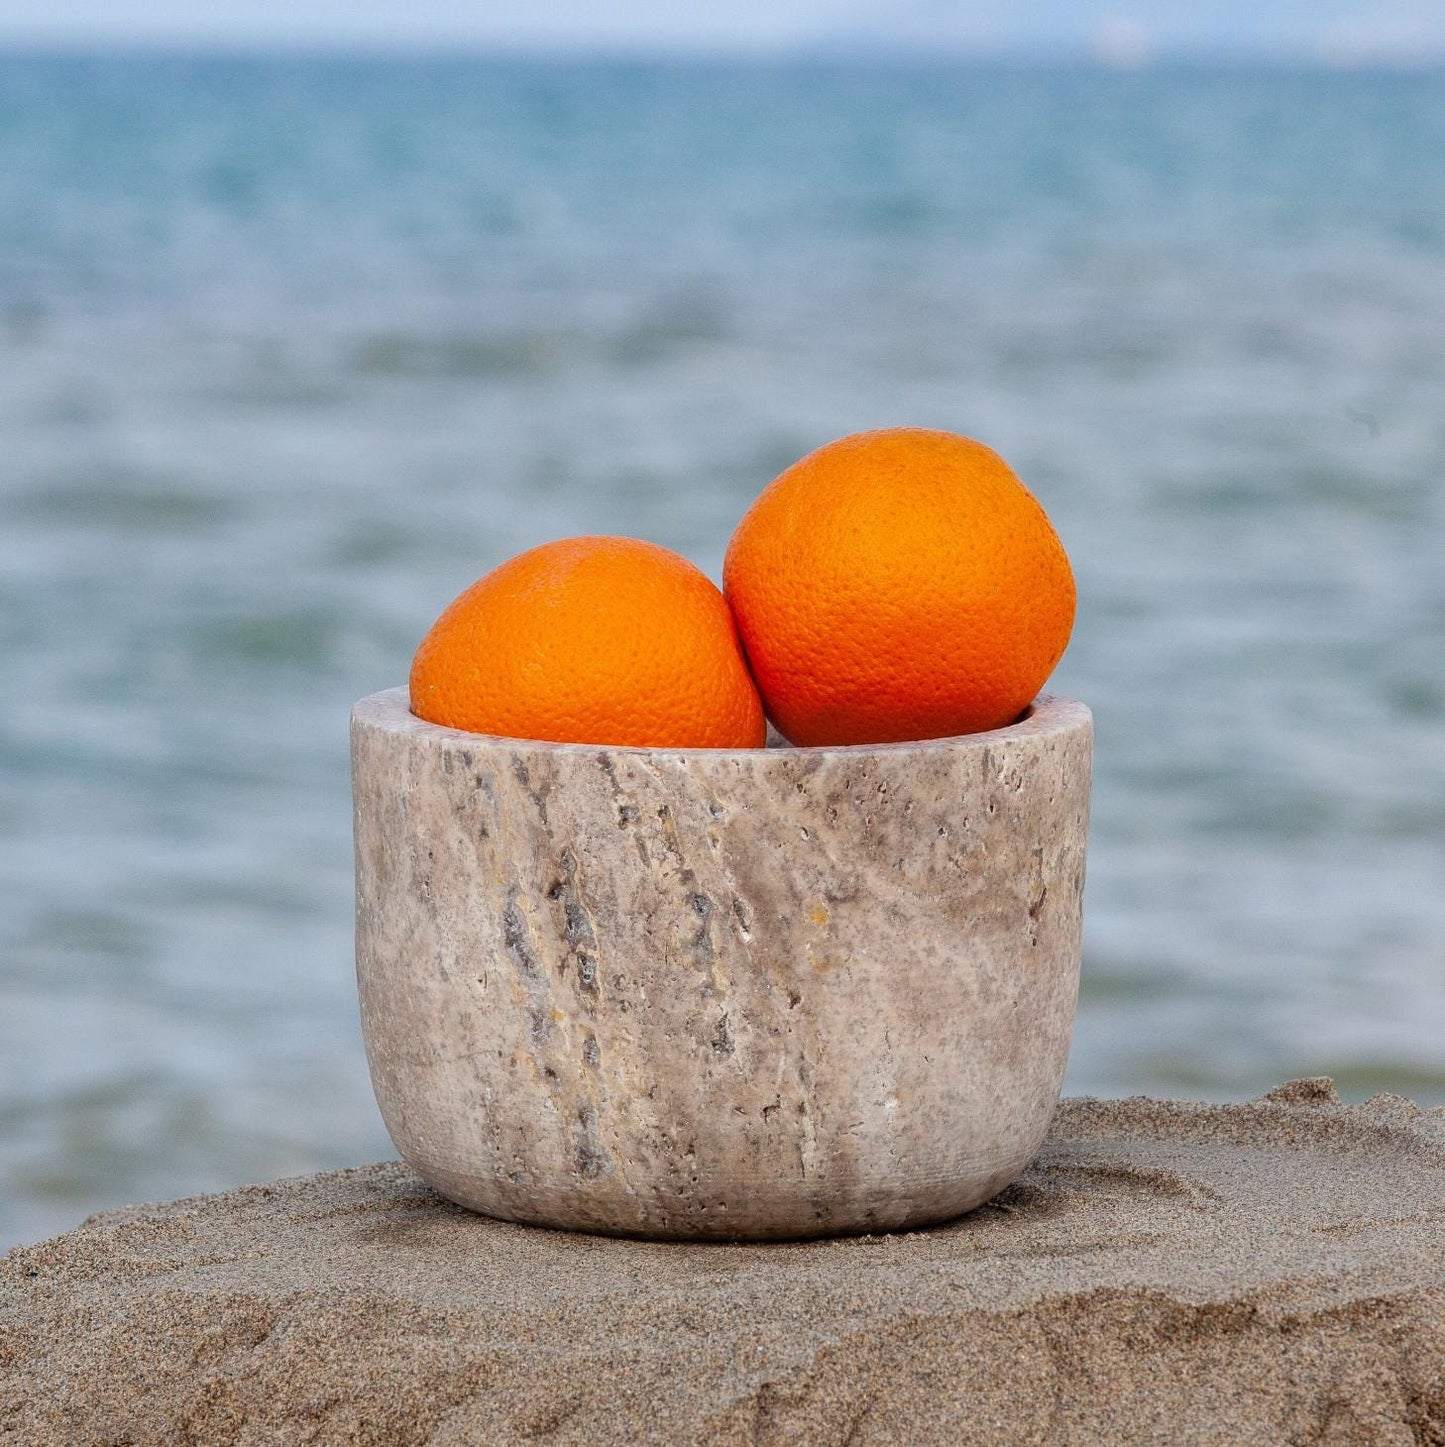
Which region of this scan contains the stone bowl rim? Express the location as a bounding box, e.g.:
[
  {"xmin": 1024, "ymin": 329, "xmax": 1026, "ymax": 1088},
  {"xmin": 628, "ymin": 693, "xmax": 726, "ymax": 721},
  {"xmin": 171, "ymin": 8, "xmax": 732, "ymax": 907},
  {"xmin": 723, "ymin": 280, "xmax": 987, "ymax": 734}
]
[{"xmin": 353, "ymin": 686, "xmax": 1090, "ymax": 760}]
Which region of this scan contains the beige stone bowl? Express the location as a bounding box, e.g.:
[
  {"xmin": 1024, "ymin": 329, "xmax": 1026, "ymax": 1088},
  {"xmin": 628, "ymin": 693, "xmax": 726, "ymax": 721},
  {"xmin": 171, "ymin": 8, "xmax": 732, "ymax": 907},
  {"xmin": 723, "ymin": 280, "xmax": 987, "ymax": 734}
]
[{"xmin": 352, "ymin": 687, "xmax": 1091, "ymax": 1241}]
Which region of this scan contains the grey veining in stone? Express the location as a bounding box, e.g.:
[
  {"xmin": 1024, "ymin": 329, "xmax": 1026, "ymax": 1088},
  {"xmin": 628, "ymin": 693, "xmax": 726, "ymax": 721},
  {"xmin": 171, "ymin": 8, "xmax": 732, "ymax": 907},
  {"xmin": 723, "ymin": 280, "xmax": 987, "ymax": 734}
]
[{"xmin": 351, "ymin": 687, "xmax": 1092, "ymax": 1240}]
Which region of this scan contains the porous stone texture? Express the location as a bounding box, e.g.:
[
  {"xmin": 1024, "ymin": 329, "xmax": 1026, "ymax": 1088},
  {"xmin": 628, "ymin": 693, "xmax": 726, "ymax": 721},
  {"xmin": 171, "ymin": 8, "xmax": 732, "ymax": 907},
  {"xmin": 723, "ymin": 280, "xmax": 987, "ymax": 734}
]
[
  {"xmin": 4, "ymin": 1082, "xmax": 1444, "ymax": 1447},
  {"xmin": 351, "ymin": 688, "xmax": 1092, "ymax": 1240}
]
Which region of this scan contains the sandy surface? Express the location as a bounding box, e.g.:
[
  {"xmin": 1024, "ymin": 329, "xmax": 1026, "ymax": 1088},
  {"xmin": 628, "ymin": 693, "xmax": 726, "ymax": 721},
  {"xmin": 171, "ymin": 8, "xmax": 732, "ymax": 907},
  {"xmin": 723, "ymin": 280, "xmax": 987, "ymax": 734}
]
[{"xmin": 3, "ymin": 1078, "xmax": 1444, "ymax": 1446}]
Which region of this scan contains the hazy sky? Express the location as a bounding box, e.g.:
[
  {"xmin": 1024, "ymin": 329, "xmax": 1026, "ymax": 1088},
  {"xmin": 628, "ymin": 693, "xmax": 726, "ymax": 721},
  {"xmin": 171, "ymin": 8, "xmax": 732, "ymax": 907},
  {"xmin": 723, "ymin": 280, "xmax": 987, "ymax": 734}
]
[{"xmin": 0, "ymin": 0, "xmax": 1440, "ymax": 61}]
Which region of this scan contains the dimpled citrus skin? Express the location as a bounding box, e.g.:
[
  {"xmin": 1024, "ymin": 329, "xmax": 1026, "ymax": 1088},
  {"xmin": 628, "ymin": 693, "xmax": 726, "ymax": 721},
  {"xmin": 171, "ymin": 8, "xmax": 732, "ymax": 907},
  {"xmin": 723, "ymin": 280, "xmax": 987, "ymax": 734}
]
[
  {"xmin": 722, "ymin": 428, "xmax": 1076, "ymax": 747},
  {"xmin": 410, "ymin": 536, "xmax": 766, "ymax": 748}
]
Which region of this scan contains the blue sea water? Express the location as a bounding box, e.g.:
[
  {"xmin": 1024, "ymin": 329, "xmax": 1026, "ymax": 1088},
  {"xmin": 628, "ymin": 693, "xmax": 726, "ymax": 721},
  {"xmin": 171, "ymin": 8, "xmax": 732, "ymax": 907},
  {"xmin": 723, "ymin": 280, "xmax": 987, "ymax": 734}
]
[{"xmin": 2, "ymin": 54, "xmax": 1443, "ymax": 1248}]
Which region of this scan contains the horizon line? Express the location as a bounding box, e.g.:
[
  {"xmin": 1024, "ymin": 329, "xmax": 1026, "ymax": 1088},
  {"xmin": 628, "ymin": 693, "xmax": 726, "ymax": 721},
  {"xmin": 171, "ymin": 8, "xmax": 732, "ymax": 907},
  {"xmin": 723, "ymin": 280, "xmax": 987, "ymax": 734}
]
[{"xmin": 0, "ymin": 37, "xmax": 1442, "ymax": 71}]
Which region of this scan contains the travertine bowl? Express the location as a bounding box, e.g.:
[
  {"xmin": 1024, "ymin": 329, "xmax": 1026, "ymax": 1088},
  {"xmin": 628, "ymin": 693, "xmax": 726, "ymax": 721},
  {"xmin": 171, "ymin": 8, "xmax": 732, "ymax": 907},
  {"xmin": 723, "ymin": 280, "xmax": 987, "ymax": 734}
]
[{"xmin": 352, "ymin": 687, "xmax": 1091, "ymax": 1241}]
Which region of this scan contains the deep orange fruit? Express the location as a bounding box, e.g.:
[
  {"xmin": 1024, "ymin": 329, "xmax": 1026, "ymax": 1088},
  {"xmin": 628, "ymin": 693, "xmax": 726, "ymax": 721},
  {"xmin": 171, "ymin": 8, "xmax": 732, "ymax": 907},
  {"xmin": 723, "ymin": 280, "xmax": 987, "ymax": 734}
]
[
  {"xmin": 409, "ymin": 535, "xmax": 765, "ymax": 748},
  {"xmin": 723, "ymin": 428, "xmax": 1075, "ymax": 747}
]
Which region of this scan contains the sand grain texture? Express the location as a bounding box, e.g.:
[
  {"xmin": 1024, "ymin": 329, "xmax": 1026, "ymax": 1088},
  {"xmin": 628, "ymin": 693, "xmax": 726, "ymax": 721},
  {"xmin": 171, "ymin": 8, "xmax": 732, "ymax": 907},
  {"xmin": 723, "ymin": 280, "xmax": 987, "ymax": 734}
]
[{"xmin": 4, "ymin": 1079, "xmax": 1445, "ymax": 1446}]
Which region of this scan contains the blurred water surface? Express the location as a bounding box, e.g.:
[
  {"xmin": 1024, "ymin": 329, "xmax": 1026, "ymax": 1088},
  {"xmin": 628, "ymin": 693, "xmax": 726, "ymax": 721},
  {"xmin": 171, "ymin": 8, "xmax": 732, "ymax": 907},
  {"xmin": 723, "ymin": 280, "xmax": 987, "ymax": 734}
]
[{"xmin": 2, "ymin": 55, "xmax": 1443, "ymax": 1246}]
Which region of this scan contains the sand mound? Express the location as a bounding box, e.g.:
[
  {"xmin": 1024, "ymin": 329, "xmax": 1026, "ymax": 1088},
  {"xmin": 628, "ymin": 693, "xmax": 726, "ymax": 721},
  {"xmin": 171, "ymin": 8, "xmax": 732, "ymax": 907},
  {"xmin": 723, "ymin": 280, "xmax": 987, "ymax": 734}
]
[{"xmin": 4, "ymin": 1079, "xmax": 1444, "ymax": 1445}]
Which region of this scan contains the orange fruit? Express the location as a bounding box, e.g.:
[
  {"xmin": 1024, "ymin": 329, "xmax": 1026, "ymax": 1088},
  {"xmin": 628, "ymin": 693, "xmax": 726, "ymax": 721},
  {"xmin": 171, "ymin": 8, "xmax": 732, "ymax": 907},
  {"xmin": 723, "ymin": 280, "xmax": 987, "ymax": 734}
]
[
  {"xmin": 723, "ymin": 428, "xmax": 1075, "ymax": 747},
  {"xmin": 409, "ymin": 535, "xmax": 766, "ymax": 748}
]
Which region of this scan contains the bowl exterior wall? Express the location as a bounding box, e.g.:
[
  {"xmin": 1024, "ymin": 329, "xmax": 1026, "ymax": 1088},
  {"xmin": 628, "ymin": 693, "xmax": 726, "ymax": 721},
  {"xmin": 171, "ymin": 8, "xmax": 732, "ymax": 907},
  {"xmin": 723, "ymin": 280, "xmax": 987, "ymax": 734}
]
[{"xmin": 352, "ymin": 688, "xmax": 1091, "ymax": 1240}]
